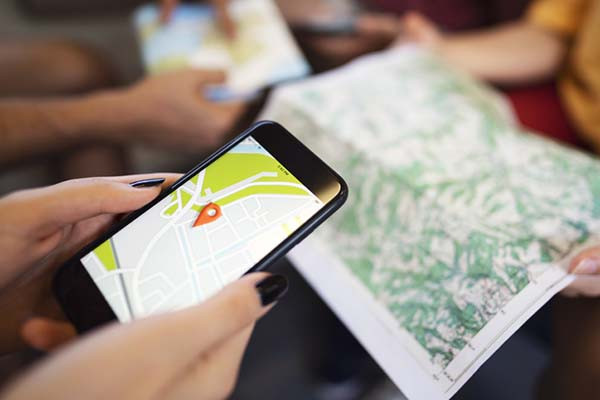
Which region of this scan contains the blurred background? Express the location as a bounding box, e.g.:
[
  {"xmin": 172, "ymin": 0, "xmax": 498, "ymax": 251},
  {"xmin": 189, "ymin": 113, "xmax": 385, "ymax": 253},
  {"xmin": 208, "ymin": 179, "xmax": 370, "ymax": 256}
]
[{"xmin": 0, "ymin": 0, "xmax": 586, "ymax": 399}]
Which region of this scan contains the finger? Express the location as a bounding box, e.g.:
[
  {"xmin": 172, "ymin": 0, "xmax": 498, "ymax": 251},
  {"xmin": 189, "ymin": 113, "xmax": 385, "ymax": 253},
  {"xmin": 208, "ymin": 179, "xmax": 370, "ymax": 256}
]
[
  {"xmin": 35, "ymin": 176, "xmax": 171, "ymax": 234},
  {"xmin": 172, "ymin": 69, "xmax": 227, "ymax": 88},
  {"xmin": 214, "ymin": 101, "xmax": 248, "ymax": 133},
  {"xmin": 569, "ymin": 246, "xmax": 600, "ymax": 274},
  {"xmin": 164, "ymin": 326, "xmax": 254, "ymax": 400},
  {"xmin": 402, "ymin": 11, "xmax": 433, "ymax": 31},
  {"xmin": 195, "ymin": 69, "xmax": 227, "ymax": 85},
  {"xmin": 399, "ymin": 11, "xmax": 442, "ymax": 46},
  {"xmin": 106, "ymin": 173, "xmax": 182, "ymax": 188},
  {"xmin": 21, "ymin": 318, "xmax": 77, "ymax": 352},
  {"xmin": 203, "ymin": 99, "xmax": 248, "ymax": 122},
  {"xmin": 159, "ymin": 0, "xmax": 178, "ymax": 24},
  {"xmin": 562, "ymin": 276, "xmax": 600, "ymax": 297},
  {"xmin": 213, "ymin": 0, "xmax": 236, "ymax": 38}
]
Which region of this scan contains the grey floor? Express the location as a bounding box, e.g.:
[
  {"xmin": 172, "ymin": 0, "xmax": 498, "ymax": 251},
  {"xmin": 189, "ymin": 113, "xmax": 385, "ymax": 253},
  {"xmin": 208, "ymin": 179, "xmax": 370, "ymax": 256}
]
[{"xmin": 0, "ymin": 1, "xmax": 553, "ymax": 399}]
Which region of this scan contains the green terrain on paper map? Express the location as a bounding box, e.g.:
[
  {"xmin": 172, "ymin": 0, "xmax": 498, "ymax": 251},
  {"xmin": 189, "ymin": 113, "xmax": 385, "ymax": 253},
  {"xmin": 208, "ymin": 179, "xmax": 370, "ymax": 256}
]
[{"xmin": 262, "ymin": 48, "xmax": 600, "ymax": 369}]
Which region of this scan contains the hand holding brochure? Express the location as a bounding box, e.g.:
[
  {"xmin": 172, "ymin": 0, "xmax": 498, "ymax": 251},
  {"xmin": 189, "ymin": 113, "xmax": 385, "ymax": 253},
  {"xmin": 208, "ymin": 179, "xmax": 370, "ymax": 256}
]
[{"xmin": 133, "ymin": 0, "xmax": 310, "ymax": 99}]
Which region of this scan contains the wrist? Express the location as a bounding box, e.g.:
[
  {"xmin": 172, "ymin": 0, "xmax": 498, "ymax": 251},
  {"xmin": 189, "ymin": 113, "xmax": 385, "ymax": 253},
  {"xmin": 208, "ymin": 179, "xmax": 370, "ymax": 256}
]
[{"xmin": 55, "ymin": 89, "xmax": 139, "ymax": 143}]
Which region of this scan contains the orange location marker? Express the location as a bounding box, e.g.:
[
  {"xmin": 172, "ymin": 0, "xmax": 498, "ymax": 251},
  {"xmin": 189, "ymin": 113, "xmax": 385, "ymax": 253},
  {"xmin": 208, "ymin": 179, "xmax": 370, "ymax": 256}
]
[{"xmin": 193, "ymin": 202, "xmax": 222, "ymax": 227}]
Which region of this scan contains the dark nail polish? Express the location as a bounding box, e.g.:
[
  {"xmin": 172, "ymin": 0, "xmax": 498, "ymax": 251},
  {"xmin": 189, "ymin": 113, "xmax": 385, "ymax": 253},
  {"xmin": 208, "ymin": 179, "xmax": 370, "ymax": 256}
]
[
  {"xmin": 129, "ymin": 178, "xmax": 165, "ymax": 188},
  {"xmin": 255, "ymin": 274, "xmax": 288, "ymax": 306}
]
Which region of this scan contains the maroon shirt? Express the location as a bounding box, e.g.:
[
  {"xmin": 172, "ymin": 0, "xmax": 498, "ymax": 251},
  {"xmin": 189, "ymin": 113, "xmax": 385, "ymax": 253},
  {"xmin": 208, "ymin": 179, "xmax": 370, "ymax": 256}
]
[{"xmin": 365, "ymin": 0, "xmax": 531, "ymax": 30}]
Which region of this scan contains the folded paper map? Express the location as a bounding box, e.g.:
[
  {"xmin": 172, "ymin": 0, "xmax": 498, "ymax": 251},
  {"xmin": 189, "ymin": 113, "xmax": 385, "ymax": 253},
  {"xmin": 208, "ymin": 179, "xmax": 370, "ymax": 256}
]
[
  {"xmin": 260, "ymin": 46, "xmax": 600, "ymax": 399},
  {"xmin": 133, "ymin": 0, "xmax": 310, "ymax": 99}
]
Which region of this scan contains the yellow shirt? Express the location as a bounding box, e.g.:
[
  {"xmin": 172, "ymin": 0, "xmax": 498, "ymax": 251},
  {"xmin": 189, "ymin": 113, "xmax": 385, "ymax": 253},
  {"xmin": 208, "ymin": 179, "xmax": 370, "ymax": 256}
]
[{"xmin": 528, "ymin": 0, "xmax": 600, "ymax": 150}]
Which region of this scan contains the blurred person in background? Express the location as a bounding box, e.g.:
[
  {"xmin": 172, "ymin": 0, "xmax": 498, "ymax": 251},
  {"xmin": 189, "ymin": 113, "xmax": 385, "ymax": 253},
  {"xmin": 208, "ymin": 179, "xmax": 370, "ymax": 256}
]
[
  {"xmin": 292, "ymin": 0, "xmax": 529, "ymax": 70},
  {"xmin": 0, "ymin": 69, "xmax": 246, "ymax": 176},
  {"xmin": 0, "ymin": 0, "xmax": 244, "ymax": 190}
]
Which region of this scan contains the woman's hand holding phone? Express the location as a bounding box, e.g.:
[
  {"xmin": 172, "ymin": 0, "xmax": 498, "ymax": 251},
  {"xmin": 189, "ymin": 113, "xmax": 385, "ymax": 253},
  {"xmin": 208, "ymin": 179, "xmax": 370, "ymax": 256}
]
[
  {"xmin": 2, "ymin": 272, "xmax": 286, "ymax": 400},
  {"xmin": 0, "ymin": 174, "xmax": 180, "ymax": 353},
  {"xmin": 0, "ymin": 173, "xmax": 287, "ymax": 400}
]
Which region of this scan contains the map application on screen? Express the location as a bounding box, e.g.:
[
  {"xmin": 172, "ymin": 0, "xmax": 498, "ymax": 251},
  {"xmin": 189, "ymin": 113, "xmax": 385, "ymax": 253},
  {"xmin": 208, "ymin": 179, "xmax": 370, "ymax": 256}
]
[{"xmin": 80, "ymin": 136, "xmax": 323, "ymax": 321}]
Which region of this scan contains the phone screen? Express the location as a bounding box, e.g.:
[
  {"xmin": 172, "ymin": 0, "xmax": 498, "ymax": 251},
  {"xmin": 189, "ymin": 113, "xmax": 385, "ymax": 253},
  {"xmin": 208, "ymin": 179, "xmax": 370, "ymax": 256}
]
[{"xmin": 80, "ymin": 136, "xmax": 323, "ymax": 321}]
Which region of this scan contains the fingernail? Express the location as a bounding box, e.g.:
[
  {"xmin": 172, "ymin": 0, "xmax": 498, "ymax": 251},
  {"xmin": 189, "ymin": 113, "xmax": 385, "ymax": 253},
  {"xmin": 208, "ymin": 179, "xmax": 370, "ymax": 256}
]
[
  {"xmin": 129, "ymin": 178, "xmax": 165, "ymax": 188},
  {"xmin": 573, "ymin": 259, "xmax": 600, "ymax": 275},
  {"xmin": 255, "ymin": 274, "xmax": 288, "ymax": 306}
]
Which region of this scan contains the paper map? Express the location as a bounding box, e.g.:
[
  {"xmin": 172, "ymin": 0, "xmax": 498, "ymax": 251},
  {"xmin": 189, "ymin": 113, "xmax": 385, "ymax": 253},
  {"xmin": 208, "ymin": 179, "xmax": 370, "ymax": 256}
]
[
  {"xmin": 133, "ymin": 0, "xmax": 309, "ymax": 98},
  {"xmin": 260, "ymin": 46, "xmax": 600, "ymax": 399}
]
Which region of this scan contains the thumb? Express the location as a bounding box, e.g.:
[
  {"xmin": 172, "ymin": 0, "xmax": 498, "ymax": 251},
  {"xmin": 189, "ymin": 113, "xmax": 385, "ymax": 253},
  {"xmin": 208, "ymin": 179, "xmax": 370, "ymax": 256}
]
[
  {"xmin": 163, "ymin": 273, "xmax": 286, "ymax": 351},
  {"xmin": 195, "ymin": 69, "xmax": 227, "ymax": 85},
  {"xmin": 175, "ymin": 69, "xmax": 227, "ymax": 89},
  {"xmin": 571, "ymin": 259, "xmax": 600, "ymax": 275},
  {"xmin": 130, "ymin": 273, "xmax": 287, "ymax": 367},
  {"xmin": 569, "ymin": 247, "xmax": 600, "ymax": 275},
  {"xmin": 206, "ymin": 98, "xmax": 248, "ymax": 121},
  {"xmin": 399, "ymin": 11, "xmax": 442, "ymax": 46},
  {"xmin": 562, "ymin": 276, "xmax": 600, "ymax": 297},
  {"xmin": 21, "ymin": 318, "xmax": 77, "ymax": 352}
]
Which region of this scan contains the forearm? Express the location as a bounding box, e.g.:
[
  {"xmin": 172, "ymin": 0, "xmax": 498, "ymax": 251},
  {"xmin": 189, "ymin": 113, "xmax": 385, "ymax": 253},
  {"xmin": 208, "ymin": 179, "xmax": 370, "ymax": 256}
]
[
  {"xmin": 439, "ymin": 21, "xmax": 568, "ymax": 85},
  {"xmin": 0, "ymin": 91, "xmax": 133, "ymax": 164}
]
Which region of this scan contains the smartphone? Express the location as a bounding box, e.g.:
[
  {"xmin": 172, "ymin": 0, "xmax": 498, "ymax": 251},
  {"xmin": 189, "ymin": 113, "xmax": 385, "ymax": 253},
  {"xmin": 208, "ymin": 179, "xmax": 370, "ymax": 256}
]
[{"xmin": 53, "ymin": 121, "xmax": 347, "ymax": 332}]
